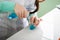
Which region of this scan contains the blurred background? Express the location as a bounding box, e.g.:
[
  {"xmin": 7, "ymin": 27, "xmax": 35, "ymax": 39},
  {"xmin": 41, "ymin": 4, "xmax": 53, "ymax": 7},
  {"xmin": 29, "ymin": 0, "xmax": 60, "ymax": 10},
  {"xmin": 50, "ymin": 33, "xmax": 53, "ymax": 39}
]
[{"xmin": 38, "ymin": 0, "xmax": 60, "ymax": 17}]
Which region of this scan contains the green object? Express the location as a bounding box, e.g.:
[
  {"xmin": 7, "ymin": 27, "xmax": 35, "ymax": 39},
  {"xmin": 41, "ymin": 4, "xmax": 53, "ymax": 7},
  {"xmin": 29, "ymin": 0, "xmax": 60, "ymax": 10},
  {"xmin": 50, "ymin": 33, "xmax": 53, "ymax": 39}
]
[{"xmin": 0, "ymin": 1, "xmax": 15, "ymax": 12}]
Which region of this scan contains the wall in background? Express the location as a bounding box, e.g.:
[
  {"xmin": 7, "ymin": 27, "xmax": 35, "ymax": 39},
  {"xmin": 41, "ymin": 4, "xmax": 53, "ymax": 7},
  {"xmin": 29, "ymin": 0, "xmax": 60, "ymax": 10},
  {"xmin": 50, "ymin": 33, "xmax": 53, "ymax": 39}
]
[{"xmin": 38, "ymin": 0, "xmax": 60, "ymax": 17}]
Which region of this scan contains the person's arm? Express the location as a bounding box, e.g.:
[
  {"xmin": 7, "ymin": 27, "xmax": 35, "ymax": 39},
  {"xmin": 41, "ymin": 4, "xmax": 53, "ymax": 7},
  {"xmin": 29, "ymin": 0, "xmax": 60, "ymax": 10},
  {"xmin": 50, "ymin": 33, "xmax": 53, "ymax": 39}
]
[{"xmin": 0, "ymin": 1, "xmax": 15, "ymax": 12}]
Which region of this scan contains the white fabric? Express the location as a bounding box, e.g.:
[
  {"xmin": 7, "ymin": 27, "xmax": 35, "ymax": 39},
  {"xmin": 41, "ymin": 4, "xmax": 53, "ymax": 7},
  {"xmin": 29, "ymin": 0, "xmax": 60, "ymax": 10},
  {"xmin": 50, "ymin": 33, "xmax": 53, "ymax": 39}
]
[{"xmin": 11, "ymin": 0, "xmax": 36, "ymax": 12}]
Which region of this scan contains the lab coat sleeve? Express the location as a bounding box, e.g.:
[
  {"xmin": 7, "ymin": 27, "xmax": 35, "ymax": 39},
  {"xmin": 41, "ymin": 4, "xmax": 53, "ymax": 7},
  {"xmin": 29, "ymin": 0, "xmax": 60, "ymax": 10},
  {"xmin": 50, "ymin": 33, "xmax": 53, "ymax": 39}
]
[{"xmin": 0, "ymin": 1, "xmax": 15, "ymax": 12}]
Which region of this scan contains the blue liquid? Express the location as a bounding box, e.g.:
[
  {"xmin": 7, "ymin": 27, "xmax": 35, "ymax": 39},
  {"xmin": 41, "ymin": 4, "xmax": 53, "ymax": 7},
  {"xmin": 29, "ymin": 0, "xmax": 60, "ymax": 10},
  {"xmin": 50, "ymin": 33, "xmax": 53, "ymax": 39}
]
[
  {"xmin": 8, "ymin": 13, "xmax": 18, "ymax": 19},
  {"xmin": 30, "ymin": 24, "xmax": 36, "ymax": 30}
]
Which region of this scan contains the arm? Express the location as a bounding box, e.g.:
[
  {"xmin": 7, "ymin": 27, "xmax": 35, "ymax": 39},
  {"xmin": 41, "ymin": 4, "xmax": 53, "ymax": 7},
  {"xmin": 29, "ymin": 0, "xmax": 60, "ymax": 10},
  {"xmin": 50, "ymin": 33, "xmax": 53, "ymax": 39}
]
[{"xmin": 0, "ymin": 1, "xmax": 15, "ymax": 12}]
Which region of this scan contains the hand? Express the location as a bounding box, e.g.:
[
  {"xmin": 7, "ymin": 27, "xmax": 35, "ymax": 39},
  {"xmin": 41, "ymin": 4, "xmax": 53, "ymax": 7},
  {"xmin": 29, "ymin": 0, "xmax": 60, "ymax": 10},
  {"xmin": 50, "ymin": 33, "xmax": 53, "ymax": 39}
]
[
  {"xmin": 30, "ymin": 16, "xmax": 42, "ymax": 26},
  {"xmin": 14, "ymin": 4, "xmax": 29, "ymax": 18}
]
